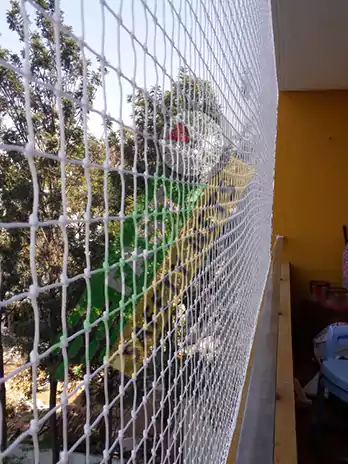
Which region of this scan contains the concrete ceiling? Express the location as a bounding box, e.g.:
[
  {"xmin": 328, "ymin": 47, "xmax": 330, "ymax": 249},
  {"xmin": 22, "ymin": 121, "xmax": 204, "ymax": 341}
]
[{"xmin": 271, "ymin": 0, "xmax": 348, "ymax": 91}]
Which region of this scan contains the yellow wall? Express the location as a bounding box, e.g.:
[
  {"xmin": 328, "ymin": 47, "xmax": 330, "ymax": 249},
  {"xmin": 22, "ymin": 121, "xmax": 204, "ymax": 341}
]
[{"xmin": 273, "ymin": 91, "xmax": 348, "ymax": 300}]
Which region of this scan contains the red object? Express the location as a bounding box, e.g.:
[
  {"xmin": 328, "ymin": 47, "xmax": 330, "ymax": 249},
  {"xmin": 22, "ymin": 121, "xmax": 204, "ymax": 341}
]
[
  {"xmin": 168, "ymin": 122, "xmax": 189, "ymax": 143},
  {"xmin": 310, "ymin": 280, "xmax": 330, "ymax": 303}
]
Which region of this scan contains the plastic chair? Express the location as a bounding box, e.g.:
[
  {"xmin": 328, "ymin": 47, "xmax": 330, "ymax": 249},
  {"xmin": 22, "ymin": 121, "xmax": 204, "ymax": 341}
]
[{"xmin": 315, "ymin": 324, "xmax": 348, "ymax": 435}]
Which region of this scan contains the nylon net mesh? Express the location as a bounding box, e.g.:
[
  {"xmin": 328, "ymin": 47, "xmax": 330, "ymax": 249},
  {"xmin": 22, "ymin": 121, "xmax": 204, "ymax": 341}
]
[{"xmin": 0, "ymin": 0, "xmax": 278, "ymax": 462}]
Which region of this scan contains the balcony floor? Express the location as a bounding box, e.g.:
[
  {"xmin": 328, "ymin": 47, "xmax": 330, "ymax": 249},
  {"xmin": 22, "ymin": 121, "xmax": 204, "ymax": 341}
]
[{"xmin": 293, "ymin": 301, "xmax": 348, "ymax": 464}]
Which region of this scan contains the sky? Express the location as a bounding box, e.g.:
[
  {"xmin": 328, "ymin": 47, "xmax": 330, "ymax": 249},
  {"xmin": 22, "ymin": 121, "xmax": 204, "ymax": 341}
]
[
  {"xmin": 0, "ymin": 0, "xmax": 190, "ymax": 137},
  {"xmin": 0, "ymin": 0, "xmax": 251, "ymax": 139}
]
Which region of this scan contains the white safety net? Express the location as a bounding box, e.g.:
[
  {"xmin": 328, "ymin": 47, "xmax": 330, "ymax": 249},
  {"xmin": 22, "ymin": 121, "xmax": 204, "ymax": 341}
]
[{"xmin": 0, "ymin": 0, "xmax": 278, "ymax": 462}]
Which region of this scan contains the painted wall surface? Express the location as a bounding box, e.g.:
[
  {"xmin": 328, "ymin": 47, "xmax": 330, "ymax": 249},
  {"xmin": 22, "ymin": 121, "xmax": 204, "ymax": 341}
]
[{"xmin": 273, "ymin": 91, "xmax": 348, "ymax": 300}]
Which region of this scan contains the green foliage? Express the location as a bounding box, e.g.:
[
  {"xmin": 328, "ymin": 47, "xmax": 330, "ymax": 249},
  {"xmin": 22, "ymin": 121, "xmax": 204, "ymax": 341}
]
[
  {"xmin": 71, "ymin": 364, "xmax": 83, "ymax": 379},
  {"xmin": 0, "ymin": 1, "xmax": 115, "ymax": 367},
  {"xmin": 125, "ymin": 67, "xmax": 222, "ymax": 175},
  {"xmin": 59, "ymin": 70, "xmax": 222, "ymax": 374},
  {"xmin": 0, "ymin": 2, "xmax": 224, "ymax": 461},
  {"xmin": 0, "ymin": 0, "xmax": 222, "ymax": 375}
]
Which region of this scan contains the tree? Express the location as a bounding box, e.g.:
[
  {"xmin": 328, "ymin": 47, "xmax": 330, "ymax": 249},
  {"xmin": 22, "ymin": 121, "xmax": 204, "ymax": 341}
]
[
  {"xmin": 1, "ymin": 0, "xmax": 225, "ymax": 458},
  {"xmin": 125, "ymin": 67, "xmax": 222, "ymax": 176},
  {"xmin": 0, "ymin": 1, "xmax": 118, "ymax": 461}
]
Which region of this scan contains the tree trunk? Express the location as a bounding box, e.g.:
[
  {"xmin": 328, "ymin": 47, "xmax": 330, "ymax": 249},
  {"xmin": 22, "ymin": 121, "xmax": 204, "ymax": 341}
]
[
  {"xmin": 49, "ymin": 373, "xmax": 59, "ymax": 464},
  {"xmin": 107, "ymin": 369, "xmax": 114, "ymax": 464},
  {"xmin": 48, "ymin": 291, "xmax": 60, "ymax": 464},
  {"xmin": 0, "ymin": 263, "xmax": 7, "ymax": 452},
  {"xmin": 0, "ymin": 323, "xmax": 7, "ymax": 451}
]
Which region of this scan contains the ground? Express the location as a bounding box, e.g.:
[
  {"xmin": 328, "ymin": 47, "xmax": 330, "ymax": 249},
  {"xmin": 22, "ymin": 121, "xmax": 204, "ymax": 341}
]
[{"xmin": 2, "ymin": 331, "xmax": 173, "ymax": 462}]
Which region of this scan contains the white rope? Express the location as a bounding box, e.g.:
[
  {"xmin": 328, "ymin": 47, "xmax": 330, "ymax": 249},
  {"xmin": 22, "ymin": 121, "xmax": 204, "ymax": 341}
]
[{"xmin": 0, "ymin": 0, "xmax": 277, "ymax": 462}]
